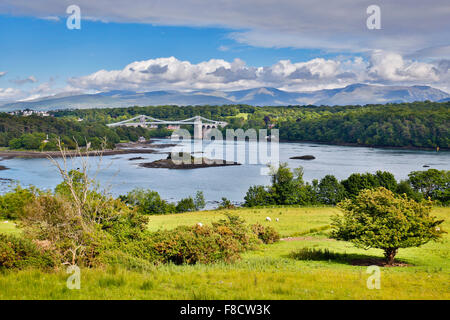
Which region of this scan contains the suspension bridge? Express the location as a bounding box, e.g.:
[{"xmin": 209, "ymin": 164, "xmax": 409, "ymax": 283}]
[{"xmin": 107, "ymin": 115, "xmax": 228, "ymax": 139}]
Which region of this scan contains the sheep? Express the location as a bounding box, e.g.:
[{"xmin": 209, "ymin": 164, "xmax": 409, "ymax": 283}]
[
  {"xmin": 197, "ymin": 222, "xmax": 203, "ymax": 227},
  {"xmin": 265, "ymin": 217, "xmax": 271, "ymax": 222},
  {"xmin": 275, "ymin": 218, "xmax": 279, "ymax": 222}
]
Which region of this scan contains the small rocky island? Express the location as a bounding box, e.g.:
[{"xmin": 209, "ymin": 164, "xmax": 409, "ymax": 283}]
[
  {"xmin": 139, "ymin": 152, "xmax": 240, "ymax": 169},
  {"xmin": 290, "ymin": 155, "xmax": 316, "ymax": 160}
]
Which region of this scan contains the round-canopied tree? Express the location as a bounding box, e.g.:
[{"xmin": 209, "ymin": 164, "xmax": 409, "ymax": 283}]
[{"xmin": 331, "ymin": 187, "xmax": 445, "ymax": 265}]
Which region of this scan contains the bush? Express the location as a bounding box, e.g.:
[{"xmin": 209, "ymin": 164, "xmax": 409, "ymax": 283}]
[
  {"xmin": 0, "ymin": 234, "xmax": 56, "ymax": 269},
  {"xmin": 145, "ymin": 225, "xmax": 242, "ymax": 264},
  {"xmin": 139, "ymin": 214, "xmax": 261, "ymax": 265},
  {"xmin": 251, "ymin": 223, "xmax": 280, "ymax": 244}
]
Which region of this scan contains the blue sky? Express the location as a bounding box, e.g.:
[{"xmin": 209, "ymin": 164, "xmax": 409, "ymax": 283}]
[{"xmin": 0, "ymin": 0, "xmax": 449, "ymax": 102}]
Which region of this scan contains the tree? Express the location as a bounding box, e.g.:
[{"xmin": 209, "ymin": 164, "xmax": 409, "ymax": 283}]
[
  {"xmin": 176, "ymin": 197, "xmax": 196, "ymax": 213},
  {"xmin": 194, "ymin": 191, "xmax": 206, "ymax": 210},
  {"xmin": 269, "ymin": 163, "xmax": 303, "ymax": 205},
  {"xmin": 244, "ymin": 185, "xmax": 273, "ymax": 207},
  {"xmin": 317, "ymin": 175, "xmax": 346, "ymax": 205},
  {"xmin": 331, "ymin": 187, "xmax": 445, "ymax": 265},
  {"xmin": 408, "ymin": 169, "xmax": 450, "ymax": 203}
]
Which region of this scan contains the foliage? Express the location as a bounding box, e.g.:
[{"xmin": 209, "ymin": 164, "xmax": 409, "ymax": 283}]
[
  {"xmin": 217, "ymin": 197, "xmax": 235, "ymax": 210},
  {"xmin": 408, "ymin": 169, "xmax": 450, "ymax": 205},
  {"xmin": 316, "ymin": 175, "xmax": 346, "ymax": 205},
  {"xmin": 250, "ymin": 223, "xmax": 280, "ymax": 244},
  {"xmin": 121, "ymin": 188, "xmax": 176, "ymax": 215},
  {"xmin": 176, "ymin": 197, "xmax": 196, "ymax": 213},
  {"xmin": 194, "ymin": 191, "xmax": 206, "ymax": 211},
  {"xmin": 0, "ymin": 185, "xmax": 38, "ymax": 220},
  {"xmin": 331, "ymin": 187, "xmax": 445, "ymax": 264},
  {"xmin": 0, "ymin": 234, "xmax": 56, "ymax": 269},
  {"xmin": 244, "ymin": 185, "xmax": 274, "ymax": 207}
]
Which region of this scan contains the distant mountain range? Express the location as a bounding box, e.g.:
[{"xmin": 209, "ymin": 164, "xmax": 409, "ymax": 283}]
[{"xmin": 1, "ymin": 84, "xmax": 449, "ymax": 111}]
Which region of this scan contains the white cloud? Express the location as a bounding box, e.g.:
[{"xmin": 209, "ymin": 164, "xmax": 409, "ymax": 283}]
[
  {"xmin": 66, "ymin": 53, "xmax": 448, "ymax": 93},
  {"xmin": 0, "ymin": 71, "xmax": 7, "ymax": 78}
]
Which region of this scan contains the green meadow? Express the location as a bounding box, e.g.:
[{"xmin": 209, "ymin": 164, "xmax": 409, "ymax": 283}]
[{"xmin": 1, "ymin": 207, "xmax": 449, "ymax": 300}]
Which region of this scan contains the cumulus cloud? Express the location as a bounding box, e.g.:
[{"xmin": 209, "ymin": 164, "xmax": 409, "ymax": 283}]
[{"xmin": 66, "ymin": 53, "xmax": 448, "ymax": 93}]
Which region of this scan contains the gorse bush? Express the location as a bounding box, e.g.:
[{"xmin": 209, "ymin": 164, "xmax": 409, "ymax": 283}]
[
  {"xmin": 251, "ymin": 223, "xmax": 280, "ymax": 244},
  {"xmin": 0, "ymin": 234, "xmax": 56, "ymax": 269}
]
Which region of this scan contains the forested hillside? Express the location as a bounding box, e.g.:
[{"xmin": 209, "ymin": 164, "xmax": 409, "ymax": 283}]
[{"xmin": 1, "ymin": 101, "xmax": 448, "ymax": 150}]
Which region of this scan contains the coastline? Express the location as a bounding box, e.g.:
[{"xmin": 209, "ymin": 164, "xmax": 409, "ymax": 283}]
[
  {"xmin": 0, "ymin": 148, "xmax": 160, "ymax": 160},
  {"xmin": 279, "ymin": 139, "xmax": 448, "ymax": 152}
]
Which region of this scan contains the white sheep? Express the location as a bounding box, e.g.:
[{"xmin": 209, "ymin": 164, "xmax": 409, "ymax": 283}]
[
  {"xmin": 197, "ymin": 222, "xmax": 203, "ymax": 227},
  {"xmin": 265, "ymin": 217, "xmax": 271, "ymax": 222},
  {"xmin": 275, "ymin": 218, "xmax": 279, "ymax": 222}
]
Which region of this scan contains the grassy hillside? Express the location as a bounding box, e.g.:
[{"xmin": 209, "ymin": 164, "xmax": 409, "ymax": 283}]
[{"xmin": 0, "ymin": 207, "xmax": 449, "ymax": 300}]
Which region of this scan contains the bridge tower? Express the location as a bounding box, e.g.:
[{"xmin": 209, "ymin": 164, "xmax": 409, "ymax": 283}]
[{"xmin": 193, "ymin": 116, "xmax": 203, "ymax": 139}]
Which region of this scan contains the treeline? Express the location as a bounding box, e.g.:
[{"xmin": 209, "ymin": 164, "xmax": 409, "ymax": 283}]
[
  {"xmin": 279, "ymin": 103, "xmax": 449, "ymax": 149},
  {"xmin": 51, "ymin": 101, "xmax": 450, "ymax": 149},
  {"xmin": 0, "ymin": 114, "xmax": 158, "ymax": 150},
  {"xmin": 243, "ymin": 166, "xmax": 449, "ymax": 207}
]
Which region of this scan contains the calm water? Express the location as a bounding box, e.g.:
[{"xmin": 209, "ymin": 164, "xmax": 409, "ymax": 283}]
[{"xmin": 0, "ymin": 139, "xmax": 448, "ymax": 206}]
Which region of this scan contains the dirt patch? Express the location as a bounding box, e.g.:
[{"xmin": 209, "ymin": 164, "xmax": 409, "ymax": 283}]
[
  {"xmin": 350, "ymin": 258, "xmax": 411, "ymax": 267},
  {"xmin": 0, "ymin": 165, "xmax": 8, "ymax": 171}
]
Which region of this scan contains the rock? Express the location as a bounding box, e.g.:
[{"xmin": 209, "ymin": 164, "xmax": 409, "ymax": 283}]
[{"xmin": 290, "ymin": 155, "xmax": 315, "ymax": 160}]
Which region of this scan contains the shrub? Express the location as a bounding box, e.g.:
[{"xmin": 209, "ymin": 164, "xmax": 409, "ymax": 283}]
[
  {"xmin": 251, "ymin": 223, "xmax": 280, "ymax": 244},
  {"xmin": 141, "ymin": 214, "xmax": 261, "ymax": 265},
  {"xmin": 145, "ymin": 225, "xmax": 243, "ymax": 264},
  {"xmin": 0, "ymin": 234, "xmax": 56, "ymax": 269}
]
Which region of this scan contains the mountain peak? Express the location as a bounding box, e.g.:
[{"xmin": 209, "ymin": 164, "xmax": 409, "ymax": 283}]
[{"xmin": 1, "ymin": 84, "xmax": 449, "ymax": 111}]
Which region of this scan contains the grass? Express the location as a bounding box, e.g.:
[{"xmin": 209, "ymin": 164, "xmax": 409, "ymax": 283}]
[{"xmin": 0, "ymin": 207, "xmax": 449, "ymax": 300}]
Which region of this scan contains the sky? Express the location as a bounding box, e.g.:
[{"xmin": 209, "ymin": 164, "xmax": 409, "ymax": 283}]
[{"xmin": 0, "ymin": 0, "xmax": 449, "ymax": 103}]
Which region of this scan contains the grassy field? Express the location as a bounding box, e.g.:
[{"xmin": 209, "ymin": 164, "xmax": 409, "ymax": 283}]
[{"xmin": 0, "ymin": 207, "xmax": 449, "ymax": 300}]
